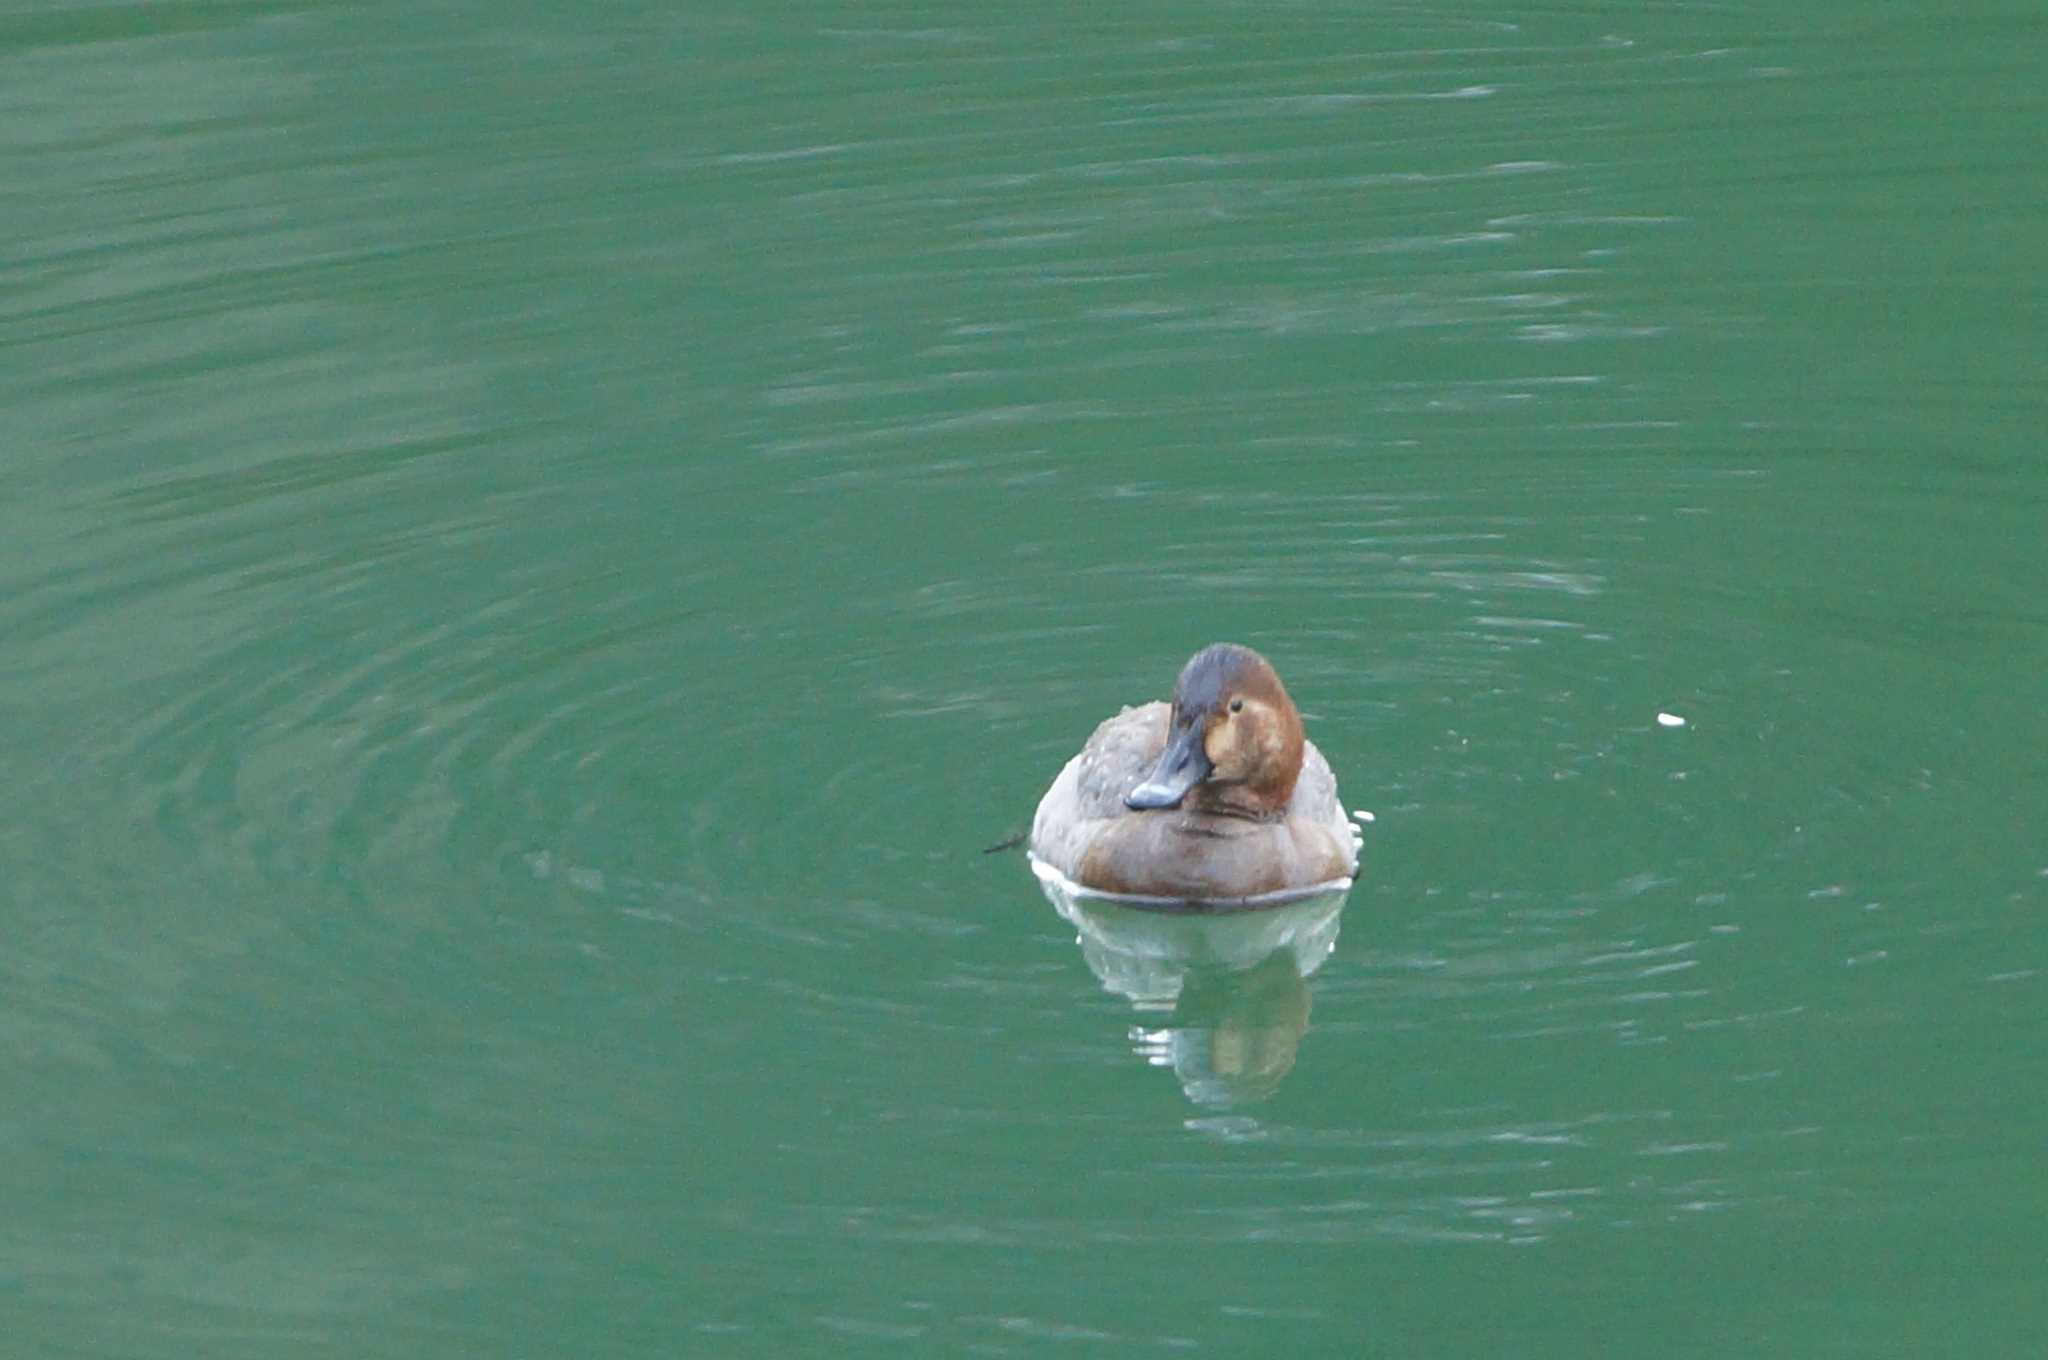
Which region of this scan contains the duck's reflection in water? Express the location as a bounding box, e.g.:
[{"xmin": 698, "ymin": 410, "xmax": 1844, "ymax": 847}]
[
  {"xmin": 1150, "ymin": 951, "xmax": 1316, "ymax": 1106},
  {"xmin": 1032, "ymin": 861, "xmax": 1348, "ymax": 1106}
]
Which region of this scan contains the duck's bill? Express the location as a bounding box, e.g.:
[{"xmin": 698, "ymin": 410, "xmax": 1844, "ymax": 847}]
[{"xmin": 1125, "ymin": 719, "xmax": 1211, "ymax": 810}]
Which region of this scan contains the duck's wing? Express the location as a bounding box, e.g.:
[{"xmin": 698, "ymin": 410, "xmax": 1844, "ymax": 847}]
[
  {"xmin": 1292, "ymin": 739, "xmax": 1360, "ymax": 874},
  {"xmin": 1029, "ymin": 702, "xmax": 1168, "ymax": 876},
  {"xmin": 1063, "ymin": 702, "xmax": 1170, "ymax": 820}
]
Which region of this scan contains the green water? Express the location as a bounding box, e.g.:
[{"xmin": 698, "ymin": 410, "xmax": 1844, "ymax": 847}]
[{"xmin": 6, "ymin": 1, "xmax": 2045, "ymax": 1354}]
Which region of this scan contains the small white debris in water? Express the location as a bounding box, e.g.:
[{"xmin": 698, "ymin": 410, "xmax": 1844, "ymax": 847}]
[
  {"xmin": 1656, "ymin": 712, "xmax": 1686, "ymax": 728},
  {"xmin": 1351, "ymin": 809, "xmax": 1376, "ymax": 823}
]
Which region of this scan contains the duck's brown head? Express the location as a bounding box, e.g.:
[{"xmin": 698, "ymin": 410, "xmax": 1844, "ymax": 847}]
[{"xmin": 1124, "ymin": 643, "xmax": 1307, "ymax": 820}]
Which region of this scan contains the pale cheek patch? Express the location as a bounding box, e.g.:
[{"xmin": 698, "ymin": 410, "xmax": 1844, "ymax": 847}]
[
  {"xmin": 1203, "ymin": 719, "xmax": 1239, "ymax": 778},
  {"xmin": 1206, "ymin": 703, "xmax": 1279, "ymax": 780}
]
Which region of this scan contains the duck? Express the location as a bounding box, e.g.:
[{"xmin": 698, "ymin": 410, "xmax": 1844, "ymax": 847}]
[{"xmin": 1028, "ymin": 644, "xmax": 1359, "ymax": 902}]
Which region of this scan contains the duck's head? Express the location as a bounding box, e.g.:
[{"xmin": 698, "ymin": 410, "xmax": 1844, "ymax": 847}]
[{"xmin": 1124, "ymin": 643, "xmax": 1306, "ymax": 819}]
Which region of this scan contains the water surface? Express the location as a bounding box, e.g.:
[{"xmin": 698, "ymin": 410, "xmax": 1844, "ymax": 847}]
[{"xmin": 5, "ymin": 1, "xmax": 2045, "ymax": 1355}]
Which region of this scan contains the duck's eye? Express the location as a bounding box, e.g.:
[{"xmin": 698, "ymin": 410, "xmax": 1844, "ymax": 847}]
[{"xmin": 1228, "ymin": 698, "xmax": 1244, "ymax": 714}]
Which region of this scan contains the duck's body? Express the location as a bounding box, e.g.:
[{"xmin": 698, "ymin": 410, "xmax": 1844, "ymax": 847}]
[{"xmin": 1028, "ymin": 645, "xmax": 1358, "ymax": 901}]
